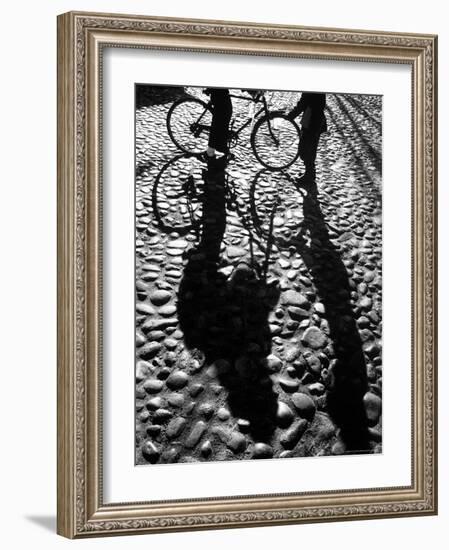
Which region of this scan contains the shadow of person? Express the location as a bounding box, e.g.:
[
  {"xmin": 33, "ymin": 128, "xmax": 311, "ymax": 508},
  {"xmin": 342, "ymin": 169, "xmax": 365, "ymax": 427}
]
[
  {"xmin": 293, "ymin": 178, "xmax": 371, "ymax": 452},
  {"xmin": 177, "ymin": 164, "xmax": 280, "ymax": 445}
]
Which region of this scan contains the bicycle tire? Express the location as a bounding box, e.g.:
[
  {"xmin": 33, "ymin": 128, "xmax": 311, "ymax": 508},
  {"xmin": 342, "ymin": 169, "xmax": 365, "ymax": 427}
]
[
  {"xmin": 167, "ymin": 97, "xmax": 213, "ymax": 154},
  {"xmin": 250, "ymin": 113, "xmax": 301, "ymax": 171}
]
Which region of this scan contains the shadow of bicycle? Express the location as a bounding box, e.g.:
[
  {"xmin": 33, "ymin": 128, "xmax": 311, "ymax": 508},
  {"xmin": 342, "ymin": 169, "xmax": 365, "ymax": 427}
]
[
  {"xmin": 176, "ymin": 166, "xmax": 281, "ymax": 445},
  {"xmin": 142, "ymin": 152, "xmax": 373, "ymax": 453}
]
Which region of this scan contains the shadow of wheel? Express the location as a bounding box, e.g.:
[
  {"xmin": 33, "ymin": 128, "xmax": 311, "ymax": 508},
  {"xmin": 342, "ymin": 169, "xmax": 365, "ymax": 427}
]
[
  {"xmin": 249, "ymin": 169, "xmax": 307, "ymax": 252},
  {"xmin": 151, "ymin": 154, "xmax": 205, "ymax": 235}
]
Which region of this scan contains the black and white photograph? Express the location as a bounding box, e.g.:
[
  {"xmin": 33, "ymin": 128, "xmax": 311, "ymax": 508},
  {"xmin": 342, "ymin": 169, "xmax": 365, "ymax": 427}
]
[{"xmin": 134, "ymin": 84, "xmax": 382, "ymax": 465}]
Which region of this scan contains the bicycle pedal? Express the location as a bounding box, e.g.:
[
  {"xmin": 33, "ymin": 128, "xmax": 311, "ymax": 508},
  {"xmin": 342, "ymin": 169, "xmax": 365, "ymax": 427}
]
[{"xmin": 183, "ymin": 175, "xmax": 197, "ymax": 197}]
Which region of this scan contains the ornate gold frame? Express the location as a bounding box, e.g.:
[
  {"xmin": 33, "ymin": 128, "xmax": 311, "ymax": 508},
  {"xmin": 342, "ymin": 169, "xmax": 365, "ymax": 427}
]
[{"xmin": 57, "ymin": 11, "xmax": 438, "ymax": 538}]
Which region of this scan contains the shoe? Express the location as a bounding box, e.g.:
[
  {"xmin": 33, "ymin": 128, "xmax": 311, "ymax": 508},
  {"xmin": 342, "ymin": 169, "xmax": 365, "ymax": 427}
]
[
  {"xmin": 198, "ymin": 151, "xmax": 215, "ymax": 164},
  {"xmin": 217, "ymin": 151, "xmax": 235, "ymax": 168},
  {"xmin": 213, "ymin": 155, "xmax": 228, "ymax": 170},
  {"xmin": 296, "ymin": 172, "xmax": 315, "ymax": 188}
]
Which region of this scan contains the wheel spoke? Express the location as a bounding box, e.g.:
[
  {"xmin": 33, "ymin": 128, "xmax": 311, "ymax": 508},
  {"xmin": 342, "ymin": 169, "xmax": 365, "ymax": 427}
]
[{"xmin": 167, "ymin": 99, "xmax": 212, "ymax": 154}]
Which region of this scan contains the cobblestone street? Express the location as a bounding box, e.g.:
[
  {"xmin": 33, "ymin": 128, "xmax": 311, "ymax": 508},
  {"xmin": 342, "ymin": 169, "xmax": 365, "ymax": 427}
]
[{"xmin": 135, "ymin": 86, "xmax": 382, "ymax": 465}]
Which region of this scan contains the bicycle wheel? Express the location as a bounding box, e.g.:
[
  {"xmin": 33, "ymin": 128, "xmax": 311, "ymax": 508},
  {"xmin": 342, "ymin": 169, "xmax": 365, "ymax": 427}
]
[
  {"xmin": 152, "ymin": 155, "xmax": 205, "ymax": 233},
  {"xmin": 251, "ymin": 114, "xmax": 301, "ymax": 170},
  {"xmin": 167, "ymin": 97, "xmax": 213, "ymax": 154}
]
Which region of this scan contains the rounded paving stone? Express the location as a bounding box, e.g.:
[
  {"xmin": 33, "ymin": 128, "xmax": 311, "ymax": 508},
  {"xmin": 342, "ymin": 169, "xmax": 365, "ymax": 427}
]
[
  {"xmin": 227, "ymin": 246, "xmax": 246, "ymax": 259},
  {"xmin": 363, "ymin": 341, "xmax": 381, "ymax": 359},
  {"xmin": 146, "ymin": 396, "xmax": 164, "ymax": 410},
  {"xmin": 276, "ymin": 401, "xmax": 295, "ymax": 428},
  {"xmin": 152, "ymin": 408, "xmax": 173, "ymax": 423},
  {"xmin": 227, "ymin": 432, "xmax": 247, "ymax": 454},
  {"xmin": 146, "ymin": 424, "xmax": 161, "ymax": 437},
  {"xmin": 279, "ymin": 378, "xmax": 300, "ymax": 393},
  {"xmin": 136, "ymin": 302, "xmax": 155, "ymax": 315},
  {"xmin": 357, "ymin": 316, "xmax": 371, "ymax": 328},
  {"xmin": 162, "ymin": 447, "xmax": 179, "ymax": 463},
  {"xmin": 139, "ymin": 342, "xmax": 162, "ymax": 360},
  {"xmin": 280, "ymin": 419, "xmax": 308, "ymax": 450},
  {"xmin": 252, "ymin": 443, "xmax": 273, "ymax": 459},
  {"xmin": 159, "ymin": 304, "xmax": 177, "ymax": 317},
  {"xmin": 265, "ymin": 354, "xmax": 283, "ymax": 373},
  {"xmin": 149, "ymin": 290, "xmax": 171, "ymax": 306},
  {"xmin": 146, "ymin": 330, "xmax": 165, "ymax": 341},
  {"xmin": 136, "ymin": 360, "xmax": 151, "ymax": 382},
  {"xmin": 359, "ymin": 296, "xmax": 373, "ymax": 309},
  {"xmin": 288, "ymin": 306, "xmax": 309, "ymax": 320},
  {"xmin": 363, "ymin": 391, "xmax": 382, "ymax": 426},
  {"xmin": 282, "ymin": 290, "xmax": 310, "ymax": 309},
  {"xmin": 167, "ymin": 393, "xmax": 185, "ymax": 408},
  {"xmin": 166, "ymin": 370, "xmax": 189, "ymax": 390},
  {"xmin": 142, "ymin": 441, "xmax": 160, "ymax": 464},
  {"xmin": 198, "ymin": 402, "xmax": 215, "ymax": 419},
  {"xmin": 136, "ymin": 332, "xmax": 146, "ymax": 347},
  {"xmin": 200, "ymin": 440, "xmax": 213, "ymax": 457},
  {"xmin": 164, "ymin": 338, "xmax": 178, "ymax": 350},
  {"xmin": 189, "ymin": 383, "xmax": 204, "ymax": 397},
  {"xmin": 301, "ymin": 327, "xmax": 328, "ymax": 349},
  {"xmin": 217, "ymin": 407, "xmax": 231, "ymax": 421},
  {"xmin": 308, "ymin": 382, "xmax": 325, "ymax": 395},
  {"xmin": 143, "ymin": 379, "xmax": 164, "ymax": 394},
  {"xmin": 237, "ymin": 418, "xmax": 251, "ymax": 433},
  {"xmin": 186, "ymin": 421, "xmax": 207, "ymax": 448},
  {"xmin": 291, "ymin": 392, "xmax": 316, "ymax": 420},
  {"xmin": 166, "ymin": 417, "xmax": 187, "ymax": 439},
  {"xmin": 284, "ymin": 347, "xmax": 300, "ymax": 363}
]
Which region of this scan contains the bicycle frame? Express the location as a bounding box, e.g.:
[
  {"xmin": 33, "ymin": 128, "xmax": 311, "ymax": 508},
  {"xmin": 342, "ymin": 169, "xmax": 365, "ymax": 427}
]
[
  {"xmin": 193, "ymin": 93, "xmax": 273, "ymax": 144},
  {"xmin": 227, "ymin": 93, "xmax": 272, "ymax": 140}
]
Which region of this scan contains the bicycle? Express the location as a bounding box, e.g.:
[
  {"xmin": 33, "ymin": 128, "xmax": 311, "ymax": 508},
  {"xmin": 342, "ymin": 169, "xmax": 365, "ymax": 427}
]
[{"xmin": 166, "ymin": 89, "xmax": 302, "ymax": 171}]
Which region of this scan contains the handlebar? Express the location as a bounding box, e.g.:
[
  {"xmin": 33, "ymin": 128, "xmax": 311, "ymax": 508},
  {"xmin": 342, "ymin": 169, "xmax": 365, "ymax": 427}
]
[{"xmin": 202, "ymin": 88, "xmax": 264, "ymax": 101}]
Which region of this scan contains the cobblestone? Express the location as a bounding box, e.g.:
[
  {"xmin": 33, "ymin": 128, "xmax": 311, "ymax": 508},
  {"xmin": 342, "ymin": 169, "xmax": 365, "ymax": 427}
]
[{"xmin": 135, "ymin": 86, "xmax": 383, "ymax": 464}]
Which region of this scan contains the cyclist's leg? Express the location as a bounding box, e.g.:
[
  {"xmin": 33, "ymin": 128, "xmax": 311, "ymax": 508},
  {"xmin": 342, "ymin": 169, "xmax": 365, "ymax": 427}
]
[
  {"xmin": 208, "ymin": 89, "xmax": 233, "ymax": 156},
  {"xmin": 300, "ymin": 128, "xmax": 320, "ymax": 178}
]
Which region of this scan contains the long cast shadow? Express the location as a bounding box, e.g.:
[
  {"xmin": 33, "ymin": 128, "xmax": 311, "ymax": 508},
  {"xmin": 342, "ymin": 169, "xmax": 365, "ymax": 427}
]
[
  {"xmin": 343, "ymin": 94, "xmax": 382, "ymax": 129},
  {"xmin": 177, "ymin": 166, "xmax": 279, "ymax": 444},
  {"xmin": 136, "ymin": 84, "xmax": 188, "ymax": 109},
  {"xmin": 292, "ymin": 179, "xmax": 371, "ymax": 451},
  {"xmin": 334, "ymin": 95, "xmax": 382, "ymax": 174},
  {"xmin": 325, "ymin": 106, "xmax": 382, "ymax": 203}
]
